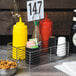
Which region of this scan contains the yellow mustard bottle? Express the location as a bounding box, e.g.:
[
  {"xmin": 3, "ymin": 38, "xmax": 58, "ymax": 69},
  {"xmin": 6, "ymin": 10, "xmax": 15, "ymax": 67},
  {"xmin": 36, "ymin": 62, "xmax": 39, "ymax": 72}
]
[{"xmin": 12, "ymin": 17, "xmax": 27, "ymax": 60}]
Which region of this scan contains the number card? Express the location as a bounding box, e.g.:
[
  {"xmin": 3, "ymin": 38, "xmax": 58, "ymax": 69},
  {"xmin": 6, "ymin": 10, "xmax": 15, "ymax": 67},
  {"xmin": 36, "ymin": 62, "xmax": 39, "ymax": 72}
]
[{"xmin": 27, "ymin": 0, "xmax": 44, "ymax": 22}]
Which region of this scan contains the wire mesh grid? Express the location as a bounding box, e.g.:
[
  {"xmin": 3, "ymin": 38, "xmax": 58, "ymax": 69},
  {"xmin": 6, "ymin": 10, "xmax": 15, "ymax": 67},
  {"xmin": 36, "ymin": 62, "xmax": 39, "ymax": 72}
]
[{"xmin": 7, "ymin": 41, "xmax": 69, "ymax": 75}]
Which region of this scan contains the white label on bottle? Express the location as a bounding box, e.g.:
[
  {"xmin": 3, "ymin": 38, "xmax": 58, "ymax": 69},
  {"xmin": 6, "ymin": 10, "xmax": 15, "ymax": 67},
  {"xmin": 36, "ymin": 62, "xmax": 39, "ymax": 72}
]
[
  {"xmin": 72, "ymin": 33, "xmax": 76, "ymax": 46},
  {"xmin": 27, "ymin": 0, "xmax": 44, "ymax": 22}
]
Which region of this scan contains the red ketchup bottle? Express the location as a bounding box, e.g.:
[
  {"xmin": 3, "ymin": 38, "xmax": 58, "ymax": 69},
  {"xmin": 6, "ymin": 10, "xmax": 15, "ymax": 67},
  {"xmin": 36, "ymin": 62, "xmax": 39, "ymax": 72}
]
[{"xmin": 39, "ymin": 14, "xmax": 53, "ymax": 52}]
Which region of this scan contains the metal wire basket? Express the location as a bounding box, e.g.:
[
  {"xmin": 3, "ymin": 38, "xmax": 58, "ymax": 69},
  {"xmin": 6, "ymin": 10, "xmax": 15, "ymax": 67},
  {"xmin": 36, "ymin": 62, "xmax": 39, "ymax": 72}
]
[{"xmin": 7, "ymin": 41, "xmax": 69, "ymax": 74}]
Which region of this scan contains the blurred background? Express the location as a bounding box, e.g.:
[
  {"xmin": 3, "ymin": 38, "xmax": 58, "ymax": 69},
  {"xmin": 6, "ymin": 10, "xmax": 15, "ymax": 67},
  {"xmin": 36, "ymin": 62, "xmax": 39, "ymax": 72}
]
[{"xmin": 0, "ymin": 0, "xmax": 76, "ymax": 45}]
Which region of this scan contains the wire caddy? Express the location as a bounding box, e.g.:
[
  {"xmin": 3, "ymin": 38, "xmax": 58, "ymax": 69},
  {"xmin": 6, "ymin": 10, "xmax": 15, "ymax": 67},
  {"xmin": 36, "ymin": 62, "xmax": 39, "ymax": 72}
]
[{"xmin": 7, "ymin": 41, "xmax": 69, "ymax": 75}]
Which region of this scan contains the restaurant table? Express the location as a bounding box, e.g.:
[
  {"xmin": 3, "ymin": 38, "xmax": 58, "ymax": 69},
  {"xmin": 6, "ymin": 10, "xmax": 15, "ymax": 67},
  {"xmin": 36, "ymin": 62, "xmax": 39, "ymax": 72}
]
[{"xmin": 0, "ymin": 46, "xmax": 76, "ymax": 76}]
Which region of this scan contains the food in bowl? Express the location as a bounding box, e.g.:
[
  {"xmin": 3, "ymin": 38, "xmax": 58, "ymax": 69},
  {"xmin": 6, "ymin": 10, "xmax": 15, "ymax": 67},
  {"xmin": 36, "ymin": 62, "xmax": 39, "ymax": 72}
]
[{"xmin": 0, "ymin": 59, "xmax": 17, "ymax": 69}]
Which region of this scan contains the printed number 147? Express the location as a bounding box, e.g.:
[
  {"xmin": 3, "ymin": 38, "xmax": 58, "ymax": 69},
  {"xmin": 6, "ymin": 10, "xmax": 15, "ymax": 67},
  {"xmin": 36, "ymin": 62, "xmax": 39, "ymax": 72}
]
[{"xmin": 29, "ymin": 1, "xmax": 42, "ymax": 15}]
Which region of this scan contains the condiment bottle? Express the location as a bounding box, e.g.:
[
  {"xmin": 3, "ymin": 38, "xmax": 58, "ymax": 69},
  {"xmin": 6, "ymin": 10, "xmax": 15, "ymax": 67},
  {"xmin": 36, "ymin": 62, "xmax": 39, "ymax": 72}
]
[
  {"xmin": 32, "ymin": 21, "xmax": 40, "ymax": 41},
  {"xmin": 12, "ymin": 17, "xmax": 27, "ymax": 60},
  {"xmin": 70, "ymin": 9, "xmax": 76, "ymax": 53},
  {"xmin": 39, "ymin": 14, "xmax": 53, "ymax": 52}
]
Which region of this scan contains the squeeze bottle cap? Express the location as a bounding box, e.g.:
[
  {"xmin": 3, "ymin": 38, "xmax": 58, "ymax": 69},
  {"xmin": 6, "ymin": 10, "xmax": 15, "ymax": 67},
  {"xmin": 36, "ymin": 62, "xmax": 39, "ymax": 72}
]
[
  {"xmin": 73, "ymin": 17, "xmax": 76, "ymax": 21},
  {"xmin": 45, "ymin": 13, "xmax": 48, "ymax": 19},
  {"xmin": 19, "ymin": 17, "xmax": 22, "ymax": 23},
  {"xmin": 45, "ymin": 13, "xmax": 50, "ymax": 21},
  {"xmin": 34, "ymin": 21, "xmax": 39, "ymax": 26},
  {"xmin": 16, "ymin": 17, "xmax": 25, "ymax": 26},
  {"xmin": 74, "ymin": 9, "xmax": 76, "ymax": 13},
  {"xmin": 35, "ymin": 21, "xmax": 37, "ymax": 26},
  {"xmin": 41, "ymin": 13, "xmax": 51, "ymax": 23}
]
